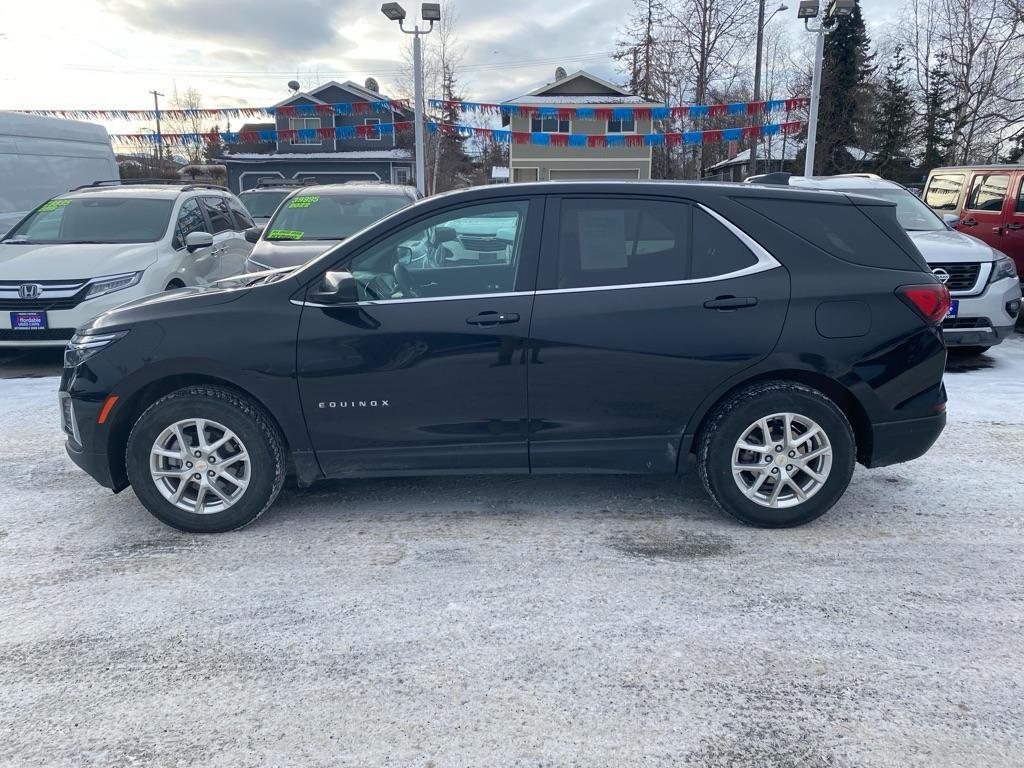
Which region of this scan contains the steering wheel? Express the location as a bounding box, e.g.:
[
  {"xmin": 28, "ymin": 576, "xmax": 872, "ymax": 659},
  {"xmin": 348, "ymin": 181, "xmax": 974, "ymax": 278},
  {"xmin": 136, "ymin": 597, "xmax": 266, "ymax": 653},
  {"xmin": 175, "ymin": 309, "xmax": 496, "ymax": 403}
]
[{"xmin": 393, "ymin": 261, "xmax": 419, "ymax": 298}]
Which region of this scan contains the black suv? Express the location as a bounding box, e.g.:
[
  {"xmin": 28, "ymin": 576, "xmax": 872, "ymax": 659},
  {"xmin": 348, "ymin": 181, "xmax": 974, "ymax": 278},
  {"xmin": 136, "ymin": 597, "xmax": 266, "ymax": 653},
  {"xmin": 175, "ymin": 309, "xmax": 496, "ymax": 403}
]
[{"xmin": 60, "ymin": 182, "xmax": 950, "ymax": 533}]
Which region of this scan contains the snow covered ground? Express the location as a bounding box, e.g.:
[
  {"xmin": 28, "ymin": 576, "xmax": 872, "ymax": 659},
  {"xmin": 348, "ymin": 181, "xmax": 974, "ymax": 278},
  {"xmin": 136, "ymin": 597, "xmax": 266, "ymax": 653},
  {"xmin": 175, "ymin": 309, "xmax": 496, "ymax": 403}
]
[{"xmin": 0, "ymin": 336, "xmax": 1022, "ymax": 767}]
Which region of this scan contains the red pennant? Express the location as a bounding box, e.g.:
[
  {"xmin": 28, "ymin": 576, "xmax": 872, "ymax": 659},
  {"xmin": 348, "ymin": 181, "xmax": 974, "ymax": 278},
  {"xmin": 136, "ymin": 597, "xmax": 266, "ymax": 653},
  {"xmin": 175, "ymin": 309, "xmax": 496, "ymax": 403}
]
[
  {"xmin": 513, "ymin": 132, "xmax": 532, "ymax": 144},
  {"xmin": 703, "ymin": 129, "xmax": 724, "ymax": 143},
  {"xmin": 625, "ymin": 134, "xmax": 644, "ymax": 148},
  {"xmin": 665, "ymin": 133, "xmax": 683, "ymax": 146},
  {"xmin": 781, "ymin": 120, "xmax": 802, "ymax": 134},
  {"xmin": 556, "ymin": 108, "xmax": 574, "ymax": 121},
  {"xmin": 356, "ymin": 124, "xmax": 376, "ymax": 138},
  {"xmin": 239, "ymin": 131, "xmax": 259, "ymax": 143},
  {"xmin": 352, "ymin": 101, "xmax": 372, "ymax": 114},
  {"xmin": 278, "ymin": 129, "xmax": 297, "ymax": 141},
  {"xmin": 742, "ymin": 125, "xmax": 761, "ymax": 139},
  {"xmin": 670, "ymin": 106, "xmax": 689, "ymax": 120},
  {"xmin": 315, "ymin": 104, "xmax": 335, "ymax": 115},
  {"xmin": 708, "ymin": 104, "xmax": 729, "ymax": 118},
  {"xmin": 549, "ymin": 133, "xmax": 570, "ymax": 147},
  {"xmin": 275, "ymin": 106, "xmax": 296, "ymax": 117},
  {"xmin": 747, "ymin": 101, "xmax": 766, "ymax": 115},
  {"xmin": 587, "ymin": 135, "xmax": 607, "ymax": 148},
  {"xmin": 594, "ymin": 108, "xmax": 613, "ymax": 121},
  {"xmin": 633, "ymin": 108, "xmax": 652, "ymax": 121},
  {"xmin": 316, "ymin": 126, "xmax": 334, "ymax": 138}
]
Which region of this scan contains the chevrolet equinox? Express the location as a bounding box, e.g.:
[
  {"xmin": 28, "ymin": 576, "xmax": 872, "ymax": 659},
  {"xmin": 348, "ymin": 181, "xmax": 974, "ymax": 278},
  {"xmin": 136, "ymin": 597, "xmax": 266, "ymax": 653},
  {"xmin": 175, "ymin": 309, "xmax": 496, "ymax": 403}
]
[{"xmin": 59, "ymin": 182, "xmax": 950, "ymax": 532}]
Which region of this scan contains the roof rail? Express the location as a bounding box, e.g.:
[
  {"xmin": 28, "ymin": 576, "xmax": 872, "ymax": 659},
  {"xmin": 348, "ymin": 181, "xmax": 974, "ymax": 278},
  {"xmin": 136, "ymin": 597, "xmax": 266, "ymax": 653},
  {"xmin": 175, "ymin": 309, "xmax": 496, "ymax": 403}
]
[
  {"xmin": 70, "ymin": 179, "xmax": 227, "ymax": 193},
  {"xmin": 254, "ymin": 177, "xmax": 316, "ymax": 188}
]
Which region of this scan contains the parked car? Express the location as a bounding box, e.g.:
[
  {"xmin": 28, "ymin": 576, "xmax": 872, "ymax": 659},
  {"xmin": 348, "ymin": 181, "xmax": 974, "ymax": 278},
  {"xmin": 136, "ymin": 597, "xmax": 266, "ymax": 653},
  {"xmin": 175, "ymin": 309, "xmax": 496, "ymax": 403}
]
[
  {"xmin": 60, "ymin": 182, "xmax": 949, "ymax": 533},
  {"xmin": 773, "ymin": 174, "xmax": 1020, "ymax": 354},
  {"xmin": 244, "ymin": 182, "xmax": 421, "ymax": 273},
  {"xmin": 922, "ymin": 165, "xmax": 1024, "ymax": 284},
  {"xmin": 0, "ymin": 181, "xmax": 255, "ymax": 347},
  {"xmin": 236, "ymin": 179, "xmax": 311, "ymax": 226},
  {"xmin": 0, "ymin": 112, "xmax": 118, "ymax": 236}
]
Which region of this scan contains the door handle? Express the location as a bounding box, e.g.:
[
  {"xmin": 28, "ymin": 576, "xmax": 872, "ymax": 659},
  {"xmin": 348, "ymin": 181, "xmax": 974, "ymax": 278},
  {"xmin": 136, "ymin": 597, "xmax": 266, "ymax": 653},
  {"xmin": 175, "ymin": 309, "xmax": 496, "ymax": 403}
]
[
  {"xmin": 1007, "ymin": 223, "xmax": 1023, "ymax": 231},
  {"xmin": 992, "ymin": 226, "xmax": 1003, "ymax": 235},
  {"xmin": 961, "ymin": 218, "xmax": 978, "ymax": 227},
  {"xmin": 703, "ymin": 296, "xmax": 758, "ymax": 311},
  {"xmin": 466, "ymin": 311, "xmax": 520, "ymax": 326}
]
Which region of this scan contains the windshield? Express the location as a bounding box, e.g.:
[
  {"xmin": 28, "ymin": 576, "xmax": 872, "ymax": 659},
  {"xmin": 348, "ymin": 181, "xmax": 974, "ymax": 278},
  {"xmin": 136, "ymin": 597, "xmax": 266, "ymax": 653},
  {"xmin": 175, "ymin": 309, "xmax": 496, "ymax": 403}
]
[
  {"xmin": 2, "ymin": 197, "xmax": 174, "ymax": 244},
  {"xmin": 848, "ymin": 187, "xmax": 946, "ymax": 232},
  {"xmin": 238, "ymin": 190, "xmax": 291, "ymax": 218},
  {"xmin": 265, "ymin": 193, "xmax": 409, "ymax": 241}
]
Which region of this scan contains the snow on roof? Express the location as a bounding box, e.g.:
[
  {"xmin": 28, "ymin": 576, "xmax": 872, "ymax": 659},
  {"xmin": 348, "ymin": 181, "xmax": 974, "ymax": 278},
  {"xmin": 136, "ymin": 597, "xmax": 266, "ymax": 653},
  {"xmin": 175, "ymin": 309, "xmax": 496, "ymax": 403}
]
[
  {"xmin": 223, "ymin": 150, "xmax": 412, "ymax": 161},
  {"xmin": 707, "ymin": 141, "xmax": 874, "ymax": 171}
]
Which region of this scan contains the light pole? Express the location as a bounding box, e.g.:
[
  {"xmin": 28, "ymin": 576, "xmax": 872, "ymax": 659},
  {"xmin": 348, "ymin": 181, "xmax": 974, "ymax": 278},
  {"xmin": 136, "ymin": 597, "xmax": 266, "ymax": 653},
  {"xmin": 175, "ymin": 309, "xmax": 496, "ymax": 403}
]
[
  {"xmin": 381, "ymin": 2, "xmax": 440, "ymax": 196},
  {"xmin": 798, "ymin": 0, "xmax": 856, "ymax": 177},
  {"xmin": 750, "ymin": 2, "xmax": 788, "ymax": 176}
]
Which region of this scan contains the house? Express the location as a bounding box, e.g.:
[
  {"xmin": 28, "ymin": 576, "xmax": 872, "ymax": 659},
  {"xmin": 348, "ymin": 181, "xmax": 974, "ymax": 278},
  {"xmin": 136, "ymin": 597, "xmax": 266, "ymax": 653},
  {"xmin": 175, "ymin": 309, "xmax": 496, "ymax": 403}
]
[
  {"xmin": 503, "ymin": 70, "xmax": 663, "ymax": 182},
  {"xmin": 706, "ymin": 140, "xmax": 886, "ymax": 182},
  {"xmin": 223, "ymin": 80, "xmax": 415, "ymax": 193}
]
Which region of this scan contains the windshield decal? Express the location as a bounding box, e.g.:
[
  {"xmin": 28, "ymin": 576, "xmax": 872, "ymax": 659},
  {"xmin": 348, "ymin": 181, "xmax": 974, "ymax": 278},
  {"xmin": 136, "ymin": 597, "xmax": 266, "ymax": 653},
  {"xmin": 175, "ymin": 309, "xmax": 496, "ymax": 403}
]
[
  {"xmin": 38, "ymin": 199, "xmax": 72, "ymax": 212},
  {"xmin": 288, "ymin": 195, "xmax": 320, "ymax": 209},
  {"xmin": 267, "ymin": 229, "xmax": 305, "ymax": 240}
]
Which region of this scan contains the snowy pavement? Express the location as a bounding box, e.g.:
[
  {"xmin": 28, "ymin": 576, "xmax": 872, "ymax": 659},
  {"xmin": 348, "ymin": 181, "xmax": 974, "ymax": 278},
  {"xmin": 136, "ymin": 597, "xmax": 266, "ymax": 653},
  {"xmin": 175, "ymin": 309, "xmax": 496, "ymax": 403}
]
[{"xmin": 1, "ymin": 336, "xmax": 1022, "ymax": 767}]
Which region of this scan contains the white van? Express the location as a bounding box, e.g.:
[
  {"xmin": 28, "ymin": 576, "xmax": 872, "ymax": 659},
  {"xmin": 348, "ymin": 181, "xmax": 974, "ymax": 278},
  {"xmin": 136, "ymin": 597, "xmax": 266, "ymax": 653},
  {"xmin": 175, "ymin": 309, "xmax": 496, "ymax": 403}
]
[{"xmin": 0, "ymin": 112, "xmax": 118, "ymax": 236}]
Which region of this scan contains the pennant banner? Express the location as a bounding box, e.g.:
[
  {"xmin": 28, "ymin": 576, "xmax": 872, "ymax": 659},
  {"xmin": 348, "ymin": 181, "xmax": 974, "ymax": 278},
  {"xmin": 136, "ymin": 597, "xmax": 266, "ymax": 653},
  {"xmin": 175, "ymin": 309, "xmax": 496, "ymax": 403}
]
[
  {"xmin": 18, "ymin": 100, "xmax": 411, "ymax": 122},
  {"xmin": 110, "ymin": 121, "xmax": 414, "ymax": 147},
  {"xmin": 428, "ymin": 120, "xmax": 803, "ymax": 147},
  {"xmin": 429, "ymin": 97, "xmax": 809, "ymax": 121}
]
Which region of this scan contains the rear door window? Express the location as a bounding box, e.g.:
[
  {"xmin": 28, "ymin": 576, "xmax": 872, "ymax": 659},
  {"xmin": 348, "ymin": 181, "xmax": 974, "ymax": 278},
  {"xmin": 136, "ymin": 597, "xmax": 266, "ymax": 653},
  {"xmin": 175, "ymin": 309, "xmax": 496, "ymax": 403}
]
[
  {"xmin": 691, "ymin": 207, "xmax": 758, "ymax": 278},
  {"xmin": 200, "ymin": 196, "xmax": 234, "ymax": 234},
  {"xmin": 965, "ymin": 173, "xmax": 1010, "ymax": 212},
  {"xmin": 227, "ymin": 197, "xmax": 255, "ymax": 230},
  {"xmin": 923, "ymin": 173, "xmax": 965, "ymax": 211},
  {"xmin": 555, "ymin": 198, "xmax": 688, "ymax": 288}
]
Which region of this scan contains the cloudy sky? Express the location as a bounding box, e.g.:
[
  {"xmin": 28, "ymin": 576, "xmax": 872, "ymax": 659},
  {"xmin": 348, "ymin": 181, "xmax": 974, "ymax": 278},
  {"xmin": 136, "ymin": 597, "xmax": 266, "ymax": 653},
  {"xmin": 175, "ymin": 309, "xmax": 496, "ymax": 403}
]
[{"xmin": 0, "ymin": 0, "xmax": 902, "ymax": 122}]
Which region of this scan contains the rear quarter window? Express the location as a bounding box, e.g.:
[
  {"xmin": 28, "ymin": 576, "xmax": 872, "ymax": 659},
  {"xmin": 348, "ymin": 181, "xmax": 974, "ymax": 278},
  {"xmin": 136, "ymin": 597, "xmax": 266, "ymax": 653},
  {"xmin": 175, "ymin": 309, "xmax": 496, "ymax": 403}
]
[
  {"xmin": 735, "ymin": 196, "xmax": 926, "ymax": 271},
  {"xmin": 924, "ymin": 173, "xmax": 965, "ymax": 211}
]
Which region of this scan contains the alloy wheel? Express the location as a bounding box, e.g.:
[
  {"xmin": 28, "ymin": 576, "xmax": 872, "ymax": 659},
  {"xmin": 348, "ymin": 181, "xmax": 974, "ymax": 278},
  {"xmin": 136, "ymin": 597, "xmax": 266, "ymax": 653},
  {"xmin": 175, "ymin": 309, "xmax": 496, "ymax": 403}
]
[
  {"xmin": 149, "ymin": 418, "xmax": 251, "ymax": 515},
  {"xmin": 731, "ymin": 412, "xmax": 833, "ymax": 509}
]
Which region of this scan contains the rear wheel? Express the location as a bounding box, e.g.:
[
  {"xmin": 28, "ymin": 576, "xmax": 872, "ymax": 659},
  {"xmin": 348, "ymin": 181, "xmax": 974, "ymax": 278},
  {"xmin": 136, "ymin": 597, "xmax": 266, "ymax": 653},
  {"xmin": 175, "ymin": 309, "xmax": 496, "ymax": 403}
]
[
  {"xmin": 126, "ymin": 386, "xmax": 285, "ymax": 533},
  {"xmin": 698, "ymin": 382, "xmax": 856, "ymax": 528}
]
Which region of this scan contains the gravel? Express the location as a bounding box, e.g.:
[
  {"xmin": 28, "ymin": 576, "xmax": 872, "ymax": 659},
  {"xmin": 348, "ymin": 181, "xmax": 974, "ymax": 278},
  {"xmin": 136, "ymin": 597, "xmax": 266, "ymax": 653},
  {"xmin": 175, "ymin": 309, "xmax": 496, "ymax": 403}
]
[{"xmin": 1, "ymin": 337, "xmax": 1022, "ymax": 767}]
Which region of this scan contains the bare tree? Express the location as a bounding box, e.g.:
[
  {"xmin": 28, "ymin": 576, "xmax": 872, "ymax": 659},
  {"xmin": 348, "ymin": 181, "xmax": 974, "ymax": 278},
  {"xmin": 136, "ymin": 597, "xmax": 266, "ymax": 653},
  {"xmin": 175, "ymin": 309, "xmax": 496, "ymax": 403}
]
[{"xmin": 163, "ymin": 85, "xmax": 209, "ymax": 165}]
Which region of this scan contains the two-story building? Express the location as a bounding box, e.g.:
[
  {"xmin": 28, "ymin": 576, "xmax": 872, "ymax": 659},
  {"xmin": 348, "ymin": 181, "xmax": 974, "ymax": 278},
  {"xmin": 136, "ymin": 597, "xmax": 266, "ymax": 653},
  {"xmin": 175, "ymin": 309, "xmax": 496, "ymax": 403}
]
[
  {"xmin": 223, "ymin": 80, "xmax": 415, "ymax": 193},
  {"xmin": 504, "ymin": 70, "xmax": 663, "ymax": 183}
]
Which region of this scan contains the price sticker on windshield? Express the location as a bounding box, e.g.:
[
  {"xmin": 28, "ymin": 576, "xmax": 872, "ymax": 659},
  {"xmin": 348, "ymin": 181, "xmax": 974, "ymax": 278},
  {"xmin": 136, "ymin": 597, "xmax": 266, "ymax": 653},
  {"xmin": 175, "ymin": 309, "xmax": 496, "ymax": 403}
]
[
  {"xmin": 38, "ymin": 199, "xmax": 72, "ymax": 213},
  {"xmin": 288, "ymin": 196, "xmax": 320, "ymax": 209},
  {"xmin": 267, "ymin": 229, "xmax": 305, "ymax": 240}
]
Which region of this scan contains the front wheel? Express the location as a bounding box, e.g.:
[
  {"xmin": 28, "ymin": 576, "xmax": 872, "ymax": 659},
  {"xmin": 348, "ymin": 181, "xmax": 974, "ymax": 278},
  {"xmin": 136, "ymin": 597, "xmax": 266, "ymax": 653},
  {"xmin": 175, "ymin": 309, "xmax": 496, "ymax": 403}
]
[
  {"xmin": 698, "ymin": 382, "xmax": 856, "ymax": 528},
  {"xmin": 126, "ymin": 386, "xmax": 286, "ymax": 533}
]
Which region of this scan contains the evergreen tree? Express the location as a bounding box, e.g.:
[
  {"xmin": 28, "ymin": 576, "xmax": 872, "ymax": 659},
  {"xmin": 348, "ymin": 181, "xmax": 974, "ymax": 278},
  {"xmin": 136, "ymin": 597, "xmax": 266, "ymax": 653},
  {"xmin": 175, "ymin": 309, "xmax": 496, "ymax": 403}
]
[
  {"xmin": 872, "ymin": 47, "xmax": 916, "ymax": 179},
  {"xmin": 812, "ymin": 0, "xmax": 875, "ymax": 175},
  {"xmin": 431, "ymin": 63, "xmax": 473, "ymax": 193},
  {"xmin": 204, "ymin": 124, "xmax": 225, "ymax": 163},
  {"xmin": 920, "ymin": 52, "xmax": 955, "ymax": 173}
]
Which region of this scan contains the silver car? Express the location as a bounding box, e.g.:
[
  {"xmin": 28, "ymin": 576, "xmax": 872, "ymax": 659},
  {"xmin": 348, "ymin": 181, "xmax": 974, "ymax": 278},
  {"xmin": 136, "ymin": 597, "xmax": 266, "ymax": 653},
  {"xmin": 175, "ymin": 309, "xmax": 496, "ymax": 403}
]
[{"xmin": 782, "ymin": 175, "xmax": 1021, "ymax": 353}]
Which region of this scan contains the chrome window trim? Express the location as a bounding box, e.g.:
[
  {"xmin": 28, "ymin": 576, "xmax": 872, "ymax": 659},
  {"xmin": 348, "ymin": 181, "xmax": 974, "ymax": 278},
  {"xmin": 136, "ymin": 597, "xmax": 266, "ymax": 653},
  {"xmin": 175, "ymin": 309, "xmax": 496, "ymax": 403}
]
[{"xmin": 292, "ymin": 203, "xmax": 782, "ymax": 307}]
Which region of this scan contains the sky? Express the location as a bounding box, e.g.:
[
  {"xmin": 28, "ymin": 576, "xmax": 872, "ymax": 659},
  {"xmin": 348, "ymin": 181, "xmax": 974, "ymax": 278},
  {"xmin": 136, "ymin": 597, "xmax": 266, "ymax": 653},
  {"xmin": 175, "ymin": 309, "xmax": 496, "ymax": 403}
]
[{"xmin": 0, "ymin": 0, "xmax": 902, "ymax": 129}]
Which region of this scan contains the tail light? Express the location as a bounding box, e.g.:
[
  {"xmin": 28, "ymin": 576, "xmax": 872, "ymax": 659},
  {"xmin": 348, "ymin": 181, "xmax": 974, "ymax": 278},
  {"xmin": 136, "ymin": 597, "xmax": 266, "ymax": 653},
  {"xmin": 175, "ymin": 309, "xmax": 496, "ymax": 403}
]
[{"xmin": 897, "ymin": 284, "xmax": 951, "ymax": 325}]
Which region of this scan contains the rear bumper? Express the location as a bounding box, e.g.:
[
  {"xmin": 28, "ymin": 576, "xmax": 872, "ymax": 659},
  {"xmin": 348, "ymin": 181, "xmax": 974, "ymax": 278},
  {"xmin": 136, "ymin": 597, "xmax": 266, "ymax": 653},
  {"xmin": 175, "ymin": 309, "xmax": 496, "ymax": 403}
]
[{"xmin": 865, "ymin": 411, "xmax": 947, "ymax": 468}]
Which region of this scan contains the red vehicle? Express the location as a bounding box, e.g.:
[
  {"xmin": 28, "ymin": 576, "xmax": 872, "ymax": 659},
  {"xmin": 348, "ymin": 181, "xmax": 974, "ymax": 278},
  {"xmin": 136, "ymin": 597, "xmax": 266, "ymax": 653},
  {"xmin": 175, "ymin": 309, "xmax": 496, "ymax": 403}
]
[{"xmin": 923, "ymin": 165, "xmax": 1024, "ymax": 282}]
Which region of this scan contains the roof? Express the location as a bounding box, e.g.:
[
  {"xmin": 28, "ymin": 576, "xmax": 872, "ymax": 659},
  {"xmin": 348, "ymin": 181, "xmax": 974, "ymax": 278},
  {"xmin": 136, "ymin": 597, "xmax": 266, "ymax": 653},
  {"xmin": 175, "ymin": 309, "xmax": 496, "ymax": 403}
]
[
  {"xmin": 788, "ymin": 174, "xmax": 902, "ymax": 192},
  {"xmin": 504, "ymin": 70, "xmax": 660, "ymax": 106},
  {"xmin": 0, "ymin": 111, "xmax": 111, "ymax": 144},
  {"xmin": 279, "ymin": 182, "xmax": 416, "ymax": 198},
  {"xmin": 223, "ymin": 149, "xmax": 412, "ymax": 161},
  {"xmin": 237, "ymin": 122, "xmax": 275, "ymax": 134},
  {"xmin": 61, "ymin": 184, "xmax": 206, "ymax": 200}
]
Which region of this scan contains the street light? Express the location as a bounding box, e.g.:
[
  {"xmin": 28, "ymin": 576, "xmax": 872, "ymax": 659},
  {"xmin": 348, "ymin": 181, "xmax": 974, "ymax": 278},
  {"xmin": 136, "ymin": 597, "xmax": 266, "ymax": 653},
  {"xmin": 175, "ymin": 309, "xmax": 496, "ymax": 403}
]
[
  {"xmin": 381, "ymin": 2, "xmax": 437, "ymax": 195},
  {"xmin": 801, "ymin": 0, "xmax": 853, "ymax": 177},
  {"xmin": 749, "ymin": 2, "xmax": 787, "ymax": 176}
]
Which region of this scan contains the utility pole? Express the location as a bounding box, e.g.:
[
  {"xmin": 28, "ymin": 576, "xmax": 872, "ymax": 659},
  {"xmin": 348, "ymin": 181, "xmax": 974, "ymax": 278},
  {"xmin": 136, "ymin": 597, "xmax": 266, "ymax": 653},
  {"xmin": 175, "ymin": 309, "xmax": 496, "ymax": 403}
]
[
  {"xmin": 804, "ymin": 27, "xmax": 825, "ymax": 177},
  {"xmin": 149, "ymin": 89, "xmax": 165, "ymax": 170},
  {"xmin": 751, "ymin": 0, "xmax": 766, "ymax": 177}
]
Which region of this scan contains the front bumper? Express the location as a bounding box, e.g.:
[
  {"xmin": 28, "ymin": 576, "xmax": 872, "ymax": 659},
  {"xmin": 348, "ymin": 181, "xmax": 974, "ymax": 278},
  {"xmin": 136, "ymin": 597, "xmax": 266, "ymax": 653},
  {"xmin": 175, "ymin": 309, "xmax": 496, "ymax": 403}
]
[
  {"xmin": 866, "ymin": 411, "xmax": 947, "ymax": 468},
  {"xmin": 942, "ymin": 276, "xmax": 1021, "ymax": 348}
]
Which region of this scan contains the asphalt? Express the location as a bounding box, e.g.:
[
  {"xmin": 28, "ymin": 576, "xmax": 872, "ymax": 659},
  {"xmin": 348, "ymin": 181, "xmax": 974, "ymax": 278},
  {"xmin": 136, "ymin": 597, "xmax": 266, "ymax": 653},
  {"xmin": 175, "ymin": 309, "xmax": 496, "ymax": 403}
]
[{"xmin": 0, "ymin": 336, "xmax": 1022, "ymax": 767}]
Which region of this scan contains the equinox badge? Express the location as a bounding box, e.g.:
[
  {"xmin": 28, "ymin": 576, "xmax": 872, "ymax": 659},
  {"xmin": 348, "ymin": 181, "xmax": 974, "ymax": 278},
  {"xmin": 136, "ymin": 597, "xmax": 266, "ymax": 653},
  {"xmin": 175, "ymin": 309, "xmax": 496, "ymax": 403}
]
[{"xmin": 319, "ymin": 400, "xmax": 391, "ymax": 409}]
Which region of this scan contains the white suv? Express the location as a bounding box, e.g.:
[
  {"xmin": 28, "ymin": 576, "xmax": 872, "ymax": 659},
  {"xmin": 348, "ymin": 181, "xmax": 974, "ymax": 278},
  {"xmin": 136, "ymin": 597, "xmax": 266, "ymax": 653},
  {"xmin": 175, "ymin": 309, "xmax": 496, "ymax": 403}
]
[{"xmin": 0, "ymin": 181, "xmax": 255, "ymax": 347}]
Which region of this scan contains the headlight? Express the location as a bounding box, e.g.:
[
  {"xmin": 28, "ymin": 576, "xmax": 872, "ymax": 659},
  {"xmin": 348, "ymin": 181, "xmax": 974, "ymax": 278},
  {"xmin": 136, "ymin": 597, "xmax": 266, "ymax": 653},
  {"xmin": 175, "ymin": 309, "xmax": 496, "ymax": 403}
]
[
  {"xmin": 83, "ymin": 272, "xmax": 143, "ymax": 301},
  {"xmin": 64, "ymin": 331, "xmax": 129, "ymax": 368},
  {"xmin": 989, "ymin": 255, "xmax": 1017, "ymax": 284}
]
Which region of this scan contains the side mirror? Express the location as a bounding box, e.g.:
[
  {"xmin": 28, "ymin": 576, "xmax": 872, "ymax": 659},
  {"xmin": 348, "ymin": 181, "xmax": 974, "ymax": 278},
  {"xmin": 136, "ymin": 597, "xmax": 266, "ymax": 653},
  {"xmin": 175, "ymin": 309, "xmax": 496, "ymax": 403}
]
[
  {"xmin": 185, "ymin": 231, "xmax": 214, "ymax": 253},
  {"xmin": 244, "ymin": 225, "xmax": 265, "ymax": 244},
  {"xmin": 308, "ymin": 270, "xmax": 358, "ymax": 305},
  {"xmin": 942, "ymin": 213, "xmax": 960, "ymax": 228}
]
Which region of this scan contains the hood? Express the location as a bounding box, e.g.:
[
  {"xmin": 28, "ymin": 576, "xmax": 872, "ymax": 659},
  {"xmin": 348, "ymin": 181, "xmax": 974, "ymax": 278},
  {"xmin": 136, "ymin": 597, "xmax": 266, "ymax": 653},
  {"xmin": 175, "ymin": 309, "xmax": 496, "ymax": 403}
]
[
  {"xmin": 906, "ymin": 229, "xmax": 999, "ymax": 264},
  {"xmin": 0, "ymin": 241, "xmax": 159, "ymax": 279},
  {"xmin": 83, "ymin": 279, "xmax": 259, "ymax": 334},
  {"xmin": 248, "ymin": 239, "xmax": 343, "ymax": 270}
]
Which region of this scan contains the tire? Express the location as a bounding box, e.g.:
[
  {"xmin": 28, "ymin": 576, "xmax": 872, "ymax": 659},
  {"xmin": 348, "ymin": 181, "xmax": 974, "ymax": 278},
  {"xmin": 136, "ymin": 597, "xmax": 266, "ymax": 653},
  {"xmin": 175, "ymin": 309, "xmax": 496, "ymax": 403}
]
[
  {"xmin": 126, "ymin": 385, "xmax": 286, "ymax": 533},
  {"xmin": 697, "ymin": 381, "xmax": 856, "ymax": 528},
  {"xmin": 949, "ymin": 345, "xmax": 991, "ymax": 356}
]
